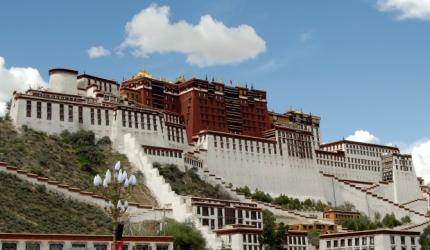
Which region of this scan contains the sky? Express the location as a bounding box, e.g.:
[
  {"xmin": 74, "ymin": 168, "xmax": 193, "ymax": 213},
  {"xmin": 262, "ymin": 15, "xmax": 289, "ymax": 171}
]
[{"xmin": 1, "ymin": 0, "xmax": 430, "ymax": 179}]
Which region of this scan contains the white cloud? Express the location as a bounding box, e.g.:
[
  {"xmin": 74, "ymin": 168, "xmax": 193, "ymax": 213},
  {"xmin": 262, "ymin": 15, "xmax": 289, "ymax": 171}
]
[
  {"xmin": 87, "ymin": 46, "xmax": 111, "ymax": 59},
  {"xmin": 408, "ymin": 140, "xmax": 430, "ymax": 182},
  {"xmin": 0, "ymin": 56, "xmax": 47, "ymax": 117},
  {"xmin": 299, "ymin": 31, "xmax": 312, "ymax": 42},
  {"xmin": 119, "ymin": 4, "xmax": 266, "ymax": 67},
  {"xmin": 377, "ymin": 0, "xmax": 430, "ymax": 20},
  {"xmin": 346, "ymin": 130, "xmax": 380, "ymax": 144}
]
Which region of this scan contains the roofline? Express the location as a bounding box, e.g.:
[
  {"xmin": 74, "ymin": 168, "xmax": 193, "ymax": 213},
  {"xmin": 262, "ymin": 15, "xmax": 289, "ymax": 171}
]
[
  {"xmin": 320, "ymin": 140, "xmax": 399, "ymax": 151},
  {"xmin": 49, "ymin": 68, "xmax": 78, "ymax": 75},
  {"xmin": 78, "ymin": 74, "xmax": 118, "ymax": 85},
  {"xmin": 319, "ymin": 229, "xmax": 420, "ymax": 239}
]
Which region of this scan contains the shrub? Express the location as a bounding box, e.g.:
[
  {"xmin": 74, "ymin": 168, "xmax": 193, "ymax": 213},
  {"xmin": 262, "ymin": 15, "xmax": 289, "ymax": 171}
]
[{"xmin": 161, "ymin": 220, "xmax": 206, "ymax": 250}]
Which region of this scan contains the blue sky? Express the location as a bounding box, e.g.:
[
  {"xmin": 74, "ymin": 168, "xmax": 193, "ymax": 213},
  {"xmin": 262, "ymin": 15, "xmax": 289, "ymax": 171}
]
[{"xmin": 1, "ymin": 0, "xmax": 430, "ymax": 149}]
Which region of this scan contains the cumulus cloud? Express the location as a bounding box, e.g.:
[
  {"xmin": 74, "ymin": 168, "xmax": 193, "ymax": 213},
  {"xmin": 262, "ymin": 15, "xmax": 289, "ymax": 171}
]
[
  {"xmin": 377, "ymin": 0, "xmax": 430, "ymax": 20},
  {"xmin": 119, "ymin": 4, "xmax": 266, "ymax": 67},
  {"xmin": 346, "ymin": 130, "xmax": 380, "ymax": 144},
  {"xmin": 409, "ymin": 140, "xmax": 430, "ymax": 182},
  {"xmin": 0, "ymin": 56, "xmax": 47, "ymax": 116},
  {"xmin": 87, "ymin": 46, "xmax": 111, "ymax": 59}
]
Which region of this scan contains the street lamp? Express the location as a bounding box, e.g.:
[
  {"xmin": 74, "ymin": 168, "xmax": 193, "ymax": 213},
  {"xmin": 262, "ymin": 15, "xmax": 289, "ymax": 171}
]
[{"xmin": 93, "ymin": 161, "xmax": 137, "ymax": 250}]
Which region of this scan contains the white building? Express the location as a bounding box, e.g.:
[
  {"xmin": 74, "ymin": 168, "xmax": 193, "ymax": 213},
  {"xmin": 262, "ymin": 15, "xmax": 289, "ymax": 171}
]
[
  {"xmin": 0, "ymin": 233, "xmax": 173, "ymax": 250},
  {"xmin": 319, "ymin": 229, "xmax": 420, "ymax": 250},
  {"xmin": 7, "ymin": 68, "xmax": 429, "ymax": 247}
]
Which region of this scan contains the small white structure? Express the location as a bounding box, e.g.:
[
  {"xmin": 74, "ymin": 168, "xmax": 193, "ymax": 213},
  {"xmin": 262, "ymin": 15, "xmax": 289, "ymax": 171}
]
[{"xmin": 319, "ymin": 229, "xmax": 420, "ymax": 250}]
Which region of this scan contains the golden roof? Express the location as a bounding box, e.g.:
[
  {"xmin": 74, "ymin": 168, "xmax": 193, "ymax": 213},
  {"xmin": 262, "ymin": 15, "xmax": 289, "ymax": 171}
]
[{"xmin": 135, "ymin": 69, "xmax": 153, "ymax": 79}]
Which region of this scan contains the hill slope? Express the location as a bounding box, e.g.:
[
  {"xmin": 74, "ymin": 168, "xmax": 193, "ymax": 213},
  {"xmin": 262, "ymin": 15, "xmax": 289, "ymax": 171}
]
[
  {"xmin": 0, "ymin": 120, "xmax": 155, "ymax": 205},
  {"xmin": 0, "ymin": 172, "xmax": 111, "ymax": 233}
]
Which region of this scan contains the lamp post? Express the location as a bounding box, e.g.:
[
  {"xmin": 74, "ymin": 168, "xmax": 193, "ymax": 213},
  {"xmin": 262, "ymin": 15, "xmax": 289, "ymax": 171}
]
[{"xmin": 93, "ymin": 161, "xmax": 137, "ymax": 250}]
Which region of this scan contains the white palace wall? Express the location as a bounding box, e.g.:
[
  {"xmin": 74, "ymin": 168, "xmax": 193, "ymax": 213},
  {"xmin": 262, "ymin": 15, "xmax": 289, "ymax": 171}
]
[{"xmin": 195, "ymin": 133, "xmax": 327, "ymax": 202}]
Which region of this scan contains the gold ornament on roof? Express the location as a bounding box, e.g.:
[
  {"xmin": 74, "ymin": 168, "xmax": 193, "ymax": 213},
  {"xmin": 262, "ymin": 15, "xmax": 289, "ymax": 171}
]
[
  {"xmin": 176, "ymin": 74, "xmax": 186, "ymax": 83},
  {"xmin": 135, "ymin": 69, "xmax": 153, "ymax": 79}
]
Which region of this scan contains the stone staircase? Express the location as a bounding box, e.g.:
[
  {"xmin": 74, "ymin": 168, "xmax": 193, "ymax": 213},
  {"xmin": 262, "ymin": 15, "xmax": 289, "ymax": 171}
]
[
  {"xmin": 321, "ymin": 171, "xmax": 429, "ymax": 223},
  {"xmin": 121, "ymin": 133, "xmax": 222, "ymax": 250},
  {"xmin": 191, "ymin": 164, "xmax": 326, "ymax": 224}
]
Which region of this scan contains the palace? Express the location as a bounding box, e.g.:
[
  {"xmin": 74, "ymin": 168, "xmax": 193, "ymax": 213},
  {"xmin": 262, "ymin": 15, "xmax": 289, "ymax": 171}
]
[{"xmin": 8, "ymin": 68, "xmax": 429, "ymax": 248}]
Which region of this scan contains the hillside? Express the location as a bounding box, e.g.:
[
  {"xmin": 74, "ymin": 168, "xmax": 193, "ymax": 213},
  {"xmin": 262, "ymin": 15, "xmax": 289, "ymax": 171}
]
[
  {"xmin": 154, "ymin": 163, "xmax": 233, "ymax": 200},
  {"xmin": 0, "ymin": 120, "xmax": 155, "ymax": 205},
  {"xmin": 0, "ymin": 171, "xmax": 111, "ymax": 233}
]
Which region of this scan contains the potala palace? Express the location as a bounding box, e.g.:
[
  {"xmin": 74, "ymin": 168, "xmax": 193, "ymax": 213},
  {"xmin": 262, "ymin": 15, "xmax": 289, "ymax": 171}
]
[{"xmin": 7, "ymin": 68, "xmax": 429, "ymax": 249}]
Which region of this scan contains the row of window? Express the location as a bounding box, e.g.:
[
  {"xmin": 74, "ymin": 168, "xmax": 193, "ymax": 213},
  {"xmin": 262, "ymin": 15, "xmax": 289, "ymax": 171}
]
[
  {"xmin": 121, "ymin": 110, "xmax": 158, "ymax": 131},
  {"xmin": 26, "ymin": 101, "xmax": 110, "ymax": 126},
  {"xmin": 317, "ymin": 159, "xmax": 381, "ymax": 172},
  {"xmin": 143, "ymin": 147, "xmax": 182, "ymax": 158},
  {"xmin": 184, "ymin": 157, "xmax": 203, "ymax": 168},
  {"xmin": 166, "ymin": 126, "xmax": 185, "ymax": 143},
  {"xmin": 287, "ymin": 236, "xmax": 307, "ymax": 246},
  {"xmin": 213, "ymin": 136, "xmax": 277, "ymax": 155}
]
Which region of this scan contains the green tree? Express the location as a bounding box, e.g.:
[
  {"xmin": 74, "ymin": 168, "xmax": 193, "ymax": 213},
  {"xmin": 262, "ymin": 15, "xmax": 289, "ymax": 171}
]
[
  {"xmin": 400, "ymin": 215, "xmax": 411, "ymax": 224},
  {"xmin": 382, "ymin": 213, "xmax": 401, "ymax": 228},
  {"xmin": 162, "ymin": 220, "xmax": 206, "ymax": 250},
  {"xmin": 235, "ymin": 186, "xmax": 251, "ymax": 197},
  {"xmin": 419, "ymin": 225, "xmax": 430, "ymax": 249},
  {"xmin": 259, "ymin": 210, "xmax": 286, "ymax": 250},
  {"xmin": 307, "ymin": 230, "xmax": 320, "ymax": 248}
]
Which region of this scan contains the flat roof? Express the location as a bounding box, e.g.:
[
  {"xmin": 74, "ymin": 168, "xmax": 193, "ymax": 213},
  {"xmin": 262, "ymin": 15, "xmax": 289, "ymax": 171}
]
[
  {"xmin": 319, "ymin": 229, "xmax": 420, "ymax": 239},
  {"xmin": 78, "ymin": 73, "xmax": 118, "ymax": 85},
  {"xmin": 320, "ymin": 140, "xmax": 399, "ymax": 151}
]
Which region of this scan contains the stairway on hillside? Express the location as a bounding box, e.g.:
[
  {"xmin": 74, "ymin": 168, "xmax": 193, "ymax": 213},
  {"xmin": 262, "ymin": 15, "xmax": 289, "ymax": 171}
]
[
  {"xmin": 321, "ymin": 171, "xmax": 429, "ymax": 223},
  {"xmin": 121, "ymin": 134, "xmax": 222, "ymax": 250}
]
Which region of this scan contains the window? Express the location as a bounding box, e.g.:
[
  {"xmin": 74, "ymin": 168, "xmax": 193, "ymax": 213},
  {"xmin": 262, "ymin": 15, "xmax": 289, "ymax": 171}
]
[
  {"xmin": 105, "ymin": 110, "xmax": 109, "ymax": 126},
  {"xmin": 156, "ymin": 245, "xmax": 169, "ymax": 250},
  {"xmin": 47, "ymin": 102, "xmax": 52, "ymax": 120},
  {"xmin": 153, "ymin": 115, "xmax": 157, "ymax": 131},
  {"xmin": 90, "ymin": 108, "xmax": 95, "ymax": 125},
  {"xmin": 36, "ymin": 102, "xmax": 41, "ymax": 118},
  {"xmin": 128, "ymin": 111, "xmax": 132, "ymax": 128},
  {"xmin": 71, "ymin": 244, "xmax": 86, "ymax": 250},
  {"xmin": 135, "ymin": 112, "xmax": 138, "ymax": 128},
  {"xmin": 135, "ymin": 245, "xmax": 149, "ymax": 250},
  {"xmin": 68, "ymin": 105, "xmax": 73, "ymax": 122},
  {"xmin": 2, "ymin": 243, "xmax": 17, "ymax": 250},
  {"xmin": 411, "ymin": 237, "xmax": 416, "ymax": 245},
  {"xmin": 401, "ymin": 236, "xmax": 405, "ymax": 245},
  {"xmin": 59, "ymin": 104, "xmax": 64, "ymax": 121},
  {"xmin": 26, "ymin": 100, "xmax": 32, "ymax": 117},
  {"xmin": 97, "ymin": 109, "xmax": 101, "ymax": 125},
  {"xmin": 49, "ymin": 244, "xmax": 63, "ymax": 250},
  {"xmin": 78, "ymin": 106, "xmax": 83, "ymax": 123},
  {"xmin": 93, "ymin": 244, "xmax": 108, "ymax": 250},
  {"xmin": 122, "ymin": 110, "xmax": 126, "ymax": 127},
  {"xmin": 26, "ymin": 244, "xmax": 40, "ymax": 250}
]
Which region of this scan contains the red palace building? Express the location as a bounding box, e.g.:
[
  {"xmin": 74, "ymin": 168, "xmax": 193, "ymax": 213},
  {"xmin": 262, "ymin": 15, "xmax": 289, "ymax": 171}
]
[{"xmin": 120, "ymin": 71, "xmax": 272, "ymax": 142}]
